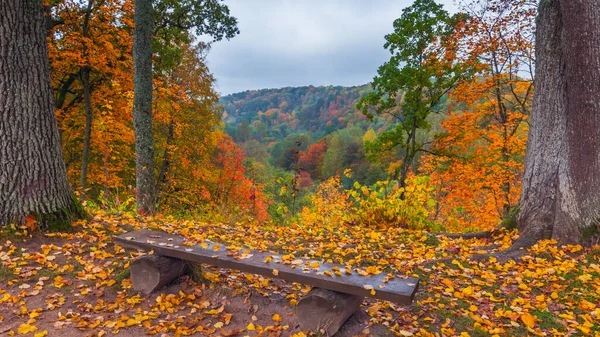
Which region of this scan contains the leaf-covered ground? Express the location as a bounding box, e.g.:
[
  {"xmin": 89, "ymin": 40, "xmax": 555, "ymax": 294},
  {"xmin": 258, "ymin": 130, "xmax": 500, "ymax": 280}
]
[{"xmin": 1, "ymin": 211, "xmax": 599, "ymax": 337}]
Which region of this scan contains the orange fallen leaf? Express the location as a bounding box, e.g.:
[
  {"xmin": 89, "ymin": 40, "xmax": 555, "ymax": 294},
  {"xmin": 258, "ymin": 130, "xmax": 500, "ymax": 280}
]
[{"xmin": 520, "ymin": 312, "xmax": 536, "ymax": 329}]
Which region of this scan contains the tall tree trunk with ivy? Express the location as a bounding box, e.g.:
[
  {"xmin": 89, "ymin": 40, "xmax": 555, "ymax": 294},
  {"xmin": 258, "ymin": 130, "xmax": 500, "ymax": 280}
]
[
  {"xmin": 133, "ymin": 0, "xmax": 156, "ymax": 214},
  {"xmin": 514, "ymin": 0, "xmax": 600, "ymax": 248},
  {"xmin": 0, "ymin": 0, "xmax": 83, "ymax": 227}
]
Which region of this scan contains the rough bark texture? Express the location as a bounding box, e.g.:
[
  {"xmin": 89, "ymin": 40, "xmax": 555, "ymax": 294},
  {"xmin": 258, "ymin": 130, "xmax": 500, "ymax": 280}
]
[
  {"xmin": 133, "ymin": 0, "xmax": 156, "ymax": 214},
  {"xmin": 130, "ymin": 255, "xmax": 186, "ymax": 294},
  {"xmin": 516, "ymin": 0, "xmax": 600, "ymax": 247},
  {"xmin": 155, "ymin": 121, "xmax": 175, "ymax": 206},
  {"xmin": 296, "ymin": 288, "xmax": 363, "ymax": 336},
  {"xmin": 0, "ymin": 0, "xmax": 79, "ymax": 225}
]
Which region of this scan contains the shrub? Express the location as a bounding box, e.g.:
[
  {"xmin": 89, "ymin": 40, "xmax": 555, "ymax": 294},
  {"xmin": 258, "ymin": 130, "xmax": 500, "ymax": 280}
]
[{"xmin": 348, "ymin": 175, "xmax": 440, "ymax": 231}]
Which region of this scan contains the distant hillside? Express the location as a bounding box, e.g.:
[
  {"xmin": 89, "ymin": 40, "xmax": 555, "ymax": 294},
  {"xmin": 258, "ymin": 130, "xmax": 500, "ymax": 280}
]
[{"xmin": 220, "ymin": 84, "xmax": 388, "ymax": 143}]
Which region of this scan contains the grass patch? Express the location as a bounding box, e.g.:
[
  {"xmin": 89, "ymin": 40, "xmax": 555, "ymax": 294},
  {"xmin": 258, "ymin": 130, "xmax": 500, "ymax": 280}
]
[
  {"xmin": 533, "ymin": 309, "xmax": 564, "ymax": 331},
  {"xmin": 187, "ymin": 262, "xmax": 208, "ymax": 284},
  {"xmin": 64, "ymin": 263, "xmax": 84, "ymax": 278},
  {"xmin": 0, "ymin": 229, "xmax": 18, "ymax": 241},
  {"xmin": 111, "ymin": 268, "xmax": 130, "ymax": 290},
  {"xmin": 0, "ymin": 264, "xmax": 15, "ymax": 282},
  {"xmin": 36, "ymin": 268, "xmax": 62, "ymax": 279},
  {"xmin": 114, "ymin": 268, "xmax": 130, "ymax": 283},
  {"xmin": 60, "ymin": 285, "xmax": 73, "ymax": 294},
  {"xmin": 423, "ymin": 234, "xmax": 441, "ymax": 247}
]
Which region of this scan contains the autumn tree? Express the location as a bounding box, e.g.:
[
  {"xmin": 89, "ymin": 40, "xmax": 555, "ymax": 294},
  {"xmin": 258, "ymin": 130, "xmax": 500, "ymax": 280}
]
[
  {"xmin": 457, "ymin": 0, "xmax": 536, "ymax": 216},
  {"xmin": 512, "ymin": 0, "xmax": 600, "ymax": 249},
  {"xmin": 298, "ymin": 140, "xmax": 328, "ymax": 179},
  {"xmin": 132, "ymin": 0, "xmax": 239, "ymax": 214},
  {"xmin": 357, "ymin": 0, "xmax": 469, "ymax": 194},
  {"xmin": 0, "ymin": 0, "xmax": 84, "ymax": 227},
  {"xmin": 153, "ymin": 41, "xmax": 222, "ymax": 208},
  {"xmin": 421, "ymin": 0, "xmax": 535, "ymax": 231},
  {"xmin": 209, "ymin": 135, "xmax": 269, "ymax": 221},
  {"xmin": 50, "ymin": 0, "xmax": 135, "ymax": 197}
]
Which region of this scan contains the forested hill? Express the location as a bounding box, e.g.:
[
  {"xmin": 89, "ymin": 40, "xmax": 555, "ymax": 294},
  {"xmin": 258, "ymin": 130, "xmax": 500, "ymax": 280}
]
[{"xmin": 221, "ymin": 84, "xmax": 387, "ymax": 143}]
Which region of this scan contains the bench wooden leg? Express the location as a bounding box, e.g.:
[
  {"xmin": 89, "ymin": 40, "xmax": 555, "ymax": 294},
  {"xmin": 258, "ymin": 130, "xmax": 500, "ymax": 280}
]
[
  {"xmin": 296, "ymin": 288, "xmax": 363, "ymax": 336},
  {"xmin": 130, "ymin": 255, "xmax": 186, "ymax": 294}
]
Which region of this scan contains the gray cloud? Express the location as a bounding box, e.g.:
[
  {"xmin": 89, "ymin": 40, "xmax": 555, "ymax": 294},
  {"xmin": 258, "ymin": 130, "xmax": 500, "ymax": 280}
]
[{"xmin": 206, "ymin": 0, "xmax": 457, "ymax": 95}]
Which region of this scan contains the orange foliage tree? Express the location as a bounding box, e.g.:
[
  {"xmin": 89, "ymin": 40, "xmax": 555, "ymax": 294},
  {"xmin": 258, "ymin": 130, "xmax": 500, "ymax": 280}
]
[
  {"xmin": 298, "ymin": 140, "xmax": 328, "ymax": 180},
  {"xmin": 48, "ymin": 1, "xmax": 267, "ymax": 220},
  {"xmin": 422, "ymin": 0, "xmax": 536, "ymax": 232},
  {"xmin": 209, "ymin": 135, "xmax": 269, "ymax": 221},
  {"xmin": 50, "ymin": 0, "xmax": 136, "ymax": 197}
]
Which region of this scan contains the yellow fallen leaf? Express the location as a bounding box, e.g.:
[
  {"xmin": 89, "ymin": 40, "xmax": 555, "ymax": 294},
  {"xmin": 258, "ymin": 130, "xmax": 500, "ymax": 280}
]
[
  {"xmin": 462, "ymin": 286, "xmax": 473, "ymax": 296},
  {"xmin": 272, "ymin": 269, "xmax": 279, "ymax": 276},
  {"xmin": 34, "ymin": 331, "xmax": 48, "ymax": 337},
  {"xmin": 214, "ymin": 322, "xmax": 224, "ymax": 328},
  {"xmin": 17, "ymin": 323, "xmax": 37, "ymax": 334},
  {"xmin": 578, "ymin": 274, "xmax": 592, "ymax": 282},
  {"xmin": 247, "ymin": 322, "xmax": 255, "ymax": 331},
  {"xmin": 272, "ymin": 313, "xmax": 282, "ymax": 322}
]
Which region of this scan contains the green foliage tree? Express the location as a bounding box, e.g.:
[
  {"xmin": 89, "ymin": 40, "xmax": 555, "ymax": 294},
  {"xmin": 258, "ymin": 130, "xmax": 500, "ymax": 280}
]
[
  {"xmin": 153, "ymin": 0, "xmax": 239, "ymax": 73},
  {"xmin": 269, "ymin": 133, "xmax": 312, "ymax": 170},
  {"xmin": 321, "ymin": 127, "xmax": 386, "ymax": 186},
  {"xmin": 356, "ymin": 0, "xmax": 469, "ymax": 195}
]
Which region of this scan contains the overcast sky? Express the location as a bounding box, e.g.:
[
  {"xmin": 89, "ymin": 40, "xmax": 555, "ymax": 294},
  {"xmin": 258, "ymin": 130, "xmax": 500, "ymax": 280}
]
[{"xmin": 205, "ymin": 0, "xmax": 457, "ymax": 96}]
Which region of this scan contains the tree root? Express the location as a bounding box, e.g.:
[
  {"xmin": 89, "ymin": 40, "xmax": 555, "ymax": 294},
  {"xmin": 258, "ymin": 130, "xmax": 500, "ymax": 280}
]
[
  {"xmin": 419, "ymin": 241, "xmax": 532, "ymax": 269},
  {"xmin": 438, "ymin": 231, "xmax": 493, "ymax": 240},
  {"xmin": 435, "ymin": 220, "xmax": 517, "ymax": 240},
  {"xmin": 468, "ymin": 248, "xmax": 528, "ymax": 264}
]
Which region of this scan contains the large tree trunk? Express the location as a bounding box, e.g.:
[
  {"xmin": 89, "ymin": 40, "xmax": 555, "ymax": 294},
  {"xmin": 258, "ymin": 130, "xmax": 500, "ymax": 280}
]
[
  {"xmin": 0, "ymin": 0, "xmax": 82, "ymax": 226},
  {"xmin": 515, "ymin": 0, "xmax": 600, "ymax": 247},
  {"xmin": 133, "ymin": 0, "xmax": 156, "ymax": 214}
]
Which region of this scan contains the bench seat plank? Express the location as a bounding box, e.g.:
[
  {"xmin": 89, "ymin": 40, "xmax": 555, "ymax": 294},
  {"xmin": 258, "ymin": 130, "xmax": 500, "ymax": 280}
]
[{"xmin": 114, "ymin": 229, "xmax": 419, "ymax": 305}]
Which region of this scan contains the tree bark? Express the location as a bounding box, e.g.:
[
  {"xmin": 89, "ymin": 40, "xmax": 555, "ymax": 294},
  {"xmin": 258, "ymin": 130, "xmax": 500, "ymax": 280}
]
[
  {"xmin": 155, "ymin": 120, "xmax": 175, "ymax": 206},
  {"xmin": 0, "ymin": 0, "xmax": 82, "ymax": 226},
  {"xmin": 515, "ymin": 0, "xmax": 600, "ymax": 248},
  {"xmin": 133, "ymin": 0, "xmax": 156, "ymax": 214},
  {"xmin": 296, "ymin": 288, "xmax": 363, "ymax": 336},
  {"xmin": 130, "ymin": 255, "xmax": 186, "ymax": 294}
]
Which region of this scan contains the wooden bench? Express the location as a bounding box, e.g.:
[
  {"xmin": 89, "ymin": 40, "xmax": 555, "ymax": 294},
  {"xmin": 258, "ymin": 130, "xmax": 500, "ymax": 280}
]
[{"xmin": 115, "ymin": 229, "xmax": 419, "ymax": 335}]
